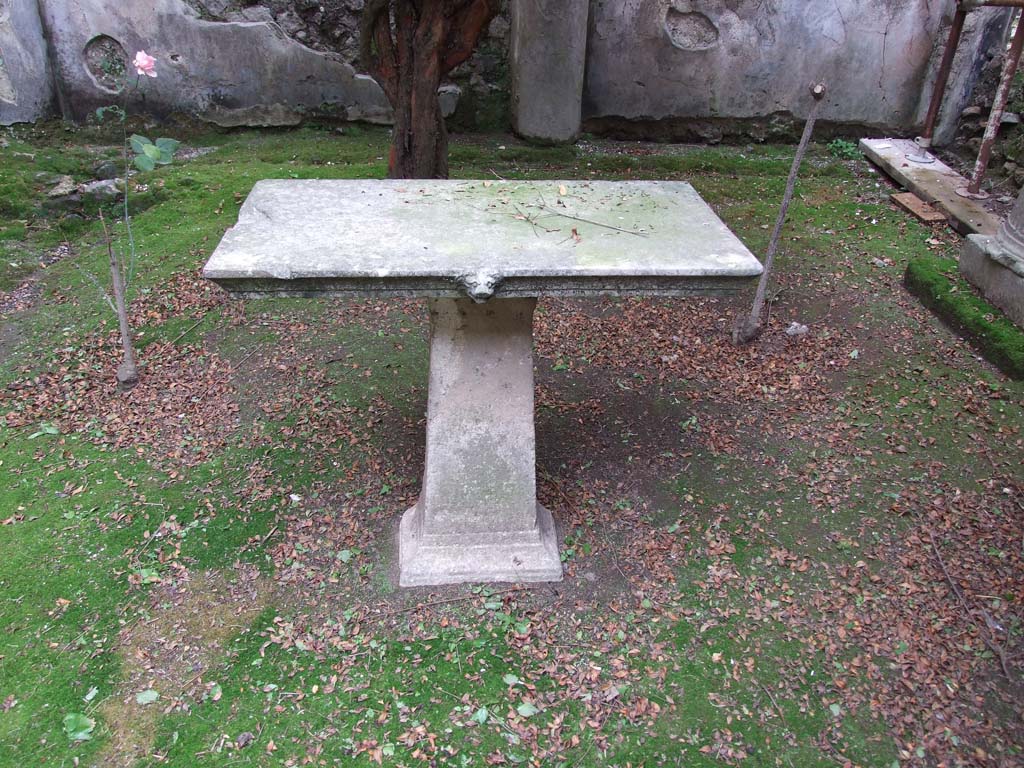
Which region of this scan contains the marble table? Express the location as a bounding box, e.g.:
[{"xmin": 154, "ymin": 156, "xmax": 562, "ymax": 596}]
[{"xmin": 204, "ymin": 179, "xmax": 761, "ymax": 586}]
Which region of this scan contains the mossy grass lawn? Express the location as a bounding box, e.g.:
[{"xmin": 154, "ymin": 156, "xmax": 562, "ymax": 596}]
[{"xmin": 1, "ymin": 122, "xmax": 1021, "ymax": 768}]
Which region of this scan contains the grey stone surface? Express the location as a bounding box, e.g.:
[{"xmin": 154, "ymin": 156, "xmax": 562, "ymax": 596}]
[
  {"xmin": 582, "ymin": 0, "xmax": 1007, "ymax": 139},
  {"xmin": 960, "ymin": 235, "xmax": 1024, "ymax": 327},
  {"xmin": 860, "ymin": 138, "xmax": 999, "ymax": 236},
  {"xmin": 203, "ymin": 180, "xmax": 761, "ymax": 301},
  {"xmin": 959, "ymin": 185, "xmax": 1024, "ymax": 328},
  {"xmin": 37, "ymin": 0, "xmax": 391, "ymax": 125},
  {"xmin": 80, "ymin": 178, "xmax": 124, "ymax": 201},
  {"xmin": 47, "ymin": 176, "xmax": 77, "ymax": 197},
  {"xmin": 0, "ymin": 0, "xmax": 57, "ymax": 124},
  {"xmin": 399, "ymin": 298, "xmax": 561, "ymax": 586},
  {"xmin": 510, "ymin": 0, "xmax": 588, "ymax": 143}
]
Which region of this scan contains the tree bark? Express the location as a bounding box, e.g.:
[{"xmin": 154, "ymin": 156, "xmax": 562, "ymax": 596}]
[
  {"xmin": 362, "ymin": 0, "xmax": 500, "ymax": 179},
  {"xmin": 100, "ymin": 212, "xmax": 139, "ymax": 391}
]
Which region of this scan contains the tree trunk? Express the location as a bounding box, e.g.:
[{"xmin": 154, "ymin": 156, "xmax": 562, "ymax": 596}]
[
  {"xmin": 389, "ymin": 1, "xmax": 448, "ymax": 178},
  {"xmin": 362, "ymin": 0, "xmax": 500, "ymax": 180},
  {"xmin": 102, "ymin": 215, "xmax": 139, "ymax": 391}
]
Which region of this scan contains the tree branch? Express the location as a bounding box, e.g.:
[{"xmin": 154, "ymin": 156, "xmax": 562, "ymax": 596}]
[
  {"xmin": 929, "ymin": 531, "xmax": 1013, "ymax": 680},
  {"xmin": 442, "ymin": 0, "xmax": 500, "ymax": 74},
  {"xmin": 360, "ymin": 0, "xmax": 399, "ymax": 102}
]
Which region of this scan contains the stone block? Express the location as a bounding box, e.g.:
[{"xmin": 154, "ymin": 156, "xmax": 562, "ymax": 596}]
[
  {"xmin": 511, "ymin": 0, "xmax": 588, "ymax": 143},
  {"xmin": 960, "ymin": 234, "xmax": 1024, "ymax": 328}
]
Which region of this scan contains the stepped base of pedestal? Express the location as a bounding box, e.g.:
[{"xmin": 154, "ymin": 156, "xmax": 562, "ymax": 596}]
[
  {"xmin": 399, "ymin": 504, "xmax": 562, "ymax": 587},
  {"xmin": 960, "ymin": 235, "xmax": 1024, "ymax": 328}
]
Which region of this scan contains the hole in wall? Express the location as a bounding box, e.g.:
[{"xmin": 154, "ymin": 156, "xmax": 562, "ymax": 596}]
[
  {"xmin": 84, "ymin": 34, "xmax": 128, "ymax": 92},
  {"xmin": 665, "ymin": 9, "xmax": 720, "ymax": 51}
]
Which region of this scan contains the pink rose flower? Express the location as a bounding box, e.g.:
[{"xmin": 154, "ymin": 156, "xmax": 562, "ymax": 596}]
[{"xmin": 132, "ymin": 51, "xmax": 157, "ymax": 78}]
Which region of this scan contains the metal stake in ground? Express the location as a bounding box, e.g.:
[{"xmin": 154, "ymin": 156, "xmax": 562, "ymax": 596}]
[
  {"xmin": 958, "ymin": 8, "xmax": 1024, "ymax": 200},
  {"xmin": 733, "ymin": 83, "xmax": 826, "ymax": 345}
]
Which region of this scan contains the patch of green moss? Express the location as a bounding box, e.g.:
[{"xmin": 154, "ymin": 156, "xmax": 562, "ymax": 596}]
[{"xmin": 905, "ymin": 254, "xmax": 1024, "ymax": 379}]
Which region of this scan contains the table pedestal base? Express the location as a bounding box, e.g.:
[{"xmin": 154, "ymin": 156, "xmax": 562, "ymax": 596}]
[{"xmin": 398, "ymin": 298, "xmax": 562, "ymax": 587}]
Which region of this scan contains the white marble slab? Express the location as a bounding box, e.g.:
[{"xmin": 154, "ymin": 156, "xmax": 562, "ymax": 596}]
[{"xmin": 204, "ymin": 179, "xmax": 761, "ymax": 300}]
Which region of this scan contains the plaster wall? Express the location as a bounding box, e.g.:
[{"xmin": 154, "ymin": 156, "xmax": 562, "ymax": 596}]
[
  {"xmin": 0, "ymin": 0, "xmax": 57, "ymax": 125},
  {"xmin": 37, "ymin": 0, "xmax": 391, "ymax": 126},
  {"xmin": 583, "ymin": 0, "xmax": 1009, "ymax": 143}
]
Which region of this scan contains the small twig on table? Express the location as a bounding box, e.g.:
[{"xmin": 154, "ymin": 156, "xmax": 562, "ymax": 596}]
[
  {"xmin": 929, "ymin": 531, "xmax": 1013, "ymax": 679},
  {"xmin": 537, "ymin": 206, "xmax": 648, "ymax": 237}
]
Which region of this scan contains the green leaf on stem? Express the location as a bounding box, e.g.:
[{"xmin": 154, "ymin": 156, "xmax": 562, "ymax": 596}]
[{"xmin": 129, "ymin": 134, "xmax": 152, "ymax": 154}]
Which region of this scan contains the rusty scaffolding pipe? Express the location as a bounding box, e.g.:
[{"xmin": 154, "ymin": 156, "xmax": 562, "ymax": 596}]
[
  {"xmin": 920, "ymin": 5, "xmax": 969, "ymax": 145},
  {"xmin": 963, "ymin": 12, "xmax": 1024, "ymax": 195},
  {"xmin": 918, "ymin": 0, "xmax": 1024, "ymax": 149},
  {"xmin": 962, "ymin": 0, "xmax": 1024, "ymax": 8}
]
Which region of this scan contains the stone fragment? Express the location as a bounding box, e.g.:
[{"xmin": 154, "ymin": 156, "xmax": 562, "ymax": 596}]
[
  {"xmin": 275, "ymin": 10, "xmax": 305, "ymax": 35},
  {"xmin": 80, "ymin": 178, "xmax": 124, "ymax": 201},
  {"xmin": 437, "ymin": 84, "xmax": 461, "ymax": 118},
  {"xmin": 196, "ymin": 0, "xmax": 232, "ymax": 14},
  {"xmin": 226, "ymin": 7, "xmax": 274, "ymax": 23},
  {"xmin": 93, "ymin": 160, "xmax": 119, "ymax": 180},
  {"xmin": 47, "ymin": 176, "xmax": 77, "ymax": 197}
]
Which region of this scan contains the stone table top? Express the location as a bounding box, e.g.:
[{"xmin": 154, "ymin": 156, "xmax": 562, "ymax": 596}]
[{"xmin": 203, "ymin": 179, "xmax": 761, "ymax": 300}]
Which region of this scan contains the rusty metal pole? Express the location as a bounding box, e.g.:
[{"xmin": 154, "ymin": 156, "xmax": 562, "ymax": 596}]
[
  {"xmin": 918, "ymin": 3, "xmax": 969, "ymax": 148},
  {"xmin": 958, "ymin": 9, "xmax": 1024, "ymax": 198},
  {"xmin": 965, "ymin": 0, "xmax": 1024, "ymax": 8}
]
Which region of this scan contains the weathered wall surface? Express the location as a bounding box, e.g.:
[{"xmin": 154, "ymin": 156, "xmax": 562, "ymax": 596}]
[
  {"xmin": 9, "ymin": 0, "xmax": 1010, "ymax": 145},
  {"xmin": 38, "ymin": 0, "xmax": 391, "ymax": 126},
  {"xmin": 0, "ymin": 0, "xmax": 56, "ymax": 125},
  {"xmin": 582, "ymin": 0, "xmax": 1009, "ymax": 143}
]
